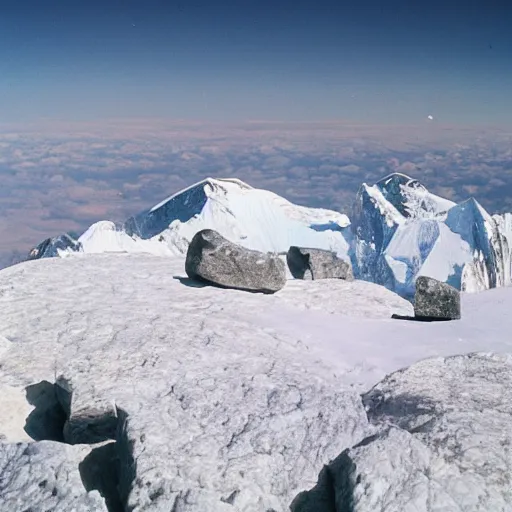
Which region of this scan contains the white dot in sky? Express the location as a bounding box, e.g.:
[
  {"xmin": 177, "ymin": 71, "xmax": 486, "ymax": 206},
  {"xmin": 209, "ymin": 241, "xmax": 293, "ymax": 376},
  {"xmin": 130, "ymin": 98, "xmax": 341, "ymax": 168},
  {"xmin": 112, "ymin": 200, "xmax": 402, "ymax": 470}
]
[{"xmin": 427, "ymin": 115, "xmax": 434, "ymax": 120}]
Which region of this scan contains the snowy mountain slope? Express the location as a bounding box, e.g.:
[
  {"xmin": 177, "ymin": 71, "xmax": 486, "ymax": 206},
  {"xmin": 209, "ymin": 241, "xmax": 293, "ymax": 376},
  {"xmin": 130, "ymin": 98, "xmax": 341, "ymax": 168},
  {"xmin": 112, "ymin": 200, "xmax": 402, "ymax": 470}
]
[
  {"xmin": 28, "ymin": 233, "xmax": 82, "ymax": 260},
  {"xmin": 350, "ymin": 182, "xmax": 404, "ymax": 290},
  {"xmin": 77, "ymin": 221, "xmax": 174, "ymax": 256},
  {"xmin": 89, "ymin": 178, "xmax": 350, "ymax": 259},
  {"xmin": 26, "ymin": 173, "xmax": 512, "ymax": 299},
  {"xmin": 1, "ymin": 254, "xmax": 512, "ymax": 510},
  {"xmin": 351, "ymin": 174, "xmax": 512, "ymax": 299},
  {"xmin": 376, "ymin": 172, "xmax": 455, "ymax": 219},
  {"xmin": 446, "ymin": 198, "xmax": 511, "ymax": 291},
  {"xmin": 27, "ymin": 178, "xmax": 352, "ymax": 262}
]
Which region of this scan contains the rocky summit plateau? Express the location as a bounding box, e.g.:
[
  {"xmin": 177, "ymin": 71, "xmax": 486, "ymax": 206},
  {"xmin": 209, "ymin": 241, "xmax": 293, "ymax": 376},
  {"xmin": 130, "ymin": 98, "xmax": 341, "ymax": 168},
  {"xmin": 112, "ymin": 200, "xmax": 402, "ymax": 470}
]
[{"xmin": 0, "ymin": 174, "xmax": 511, "ymax": 511}]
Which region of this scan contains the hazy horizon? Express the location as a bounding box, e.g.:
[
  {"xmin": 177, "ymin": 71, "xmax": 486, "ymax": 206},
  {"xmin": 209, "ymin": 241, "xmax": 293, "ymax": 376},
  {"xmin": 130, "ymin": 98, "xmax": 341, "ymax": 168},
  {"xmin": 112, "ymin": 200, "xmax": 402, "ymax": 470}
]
[{"xmin": 1, "ymin": 118, "xmax": 512, "ymax": 268}]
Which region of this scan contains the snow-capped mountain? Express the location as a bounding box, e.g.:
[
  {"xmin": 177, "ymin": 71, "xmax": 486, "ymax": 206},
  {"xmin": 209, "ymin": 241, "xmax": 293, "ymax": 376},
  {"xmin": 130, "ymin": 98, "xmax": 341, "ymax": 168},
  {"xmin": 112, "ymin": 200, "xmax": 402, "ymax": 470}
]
[
  {"xmin": 27, "ymin": 173, "xmax": 512, "ymax": 299},
  {"xmin": 351, "ymin": 174, "xmax": 512, "ymax": 298},
  {"xmin": 29, "ymin": 177, "xmax": 351, "ymax": 262}
]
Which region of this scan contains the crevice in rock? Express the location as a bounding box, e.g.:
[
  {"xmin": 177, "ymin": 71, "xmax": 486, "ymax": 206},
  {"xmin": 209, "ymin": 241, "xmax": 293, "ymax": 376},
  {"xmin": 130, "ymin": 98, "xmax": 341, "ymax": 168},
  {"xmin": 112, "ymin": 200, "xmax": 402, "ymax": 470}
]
[
  {"xmin": 23, "ymin": 380, "xmax": 132, "ymax": 512},
  {"xmin": 64, "ymin": 408, "xmax": 119, "ymax": 446},
  {"xmin": 79, "ymin": 441, "xmax": 124, "ymax": 512},
  {"xmin": 290, "ymin": 450, "xmax": 358, "ymax": 512},
  {"xmin": 24, "ymin": 380, "xmax": 68, "ymax": 442},
  {"xmin": 114, "ymin": 408, "xmax": 137, "ymax": 511},
  {"xmin": 290, "ymin": 463, "xmax": 337, "ymax": 512}
]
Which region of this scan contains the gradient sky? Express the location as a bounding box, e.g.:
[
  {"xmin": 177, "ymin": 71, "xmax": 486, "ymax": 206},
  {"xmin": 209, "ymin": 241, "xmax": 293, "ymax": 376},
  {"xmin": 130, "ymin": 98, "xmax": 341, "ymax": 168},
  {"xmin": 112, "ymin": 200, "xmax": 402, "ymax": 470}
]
[{"xmin": 1, "ymin": 0, "xmax": 511, "ymax": 125}]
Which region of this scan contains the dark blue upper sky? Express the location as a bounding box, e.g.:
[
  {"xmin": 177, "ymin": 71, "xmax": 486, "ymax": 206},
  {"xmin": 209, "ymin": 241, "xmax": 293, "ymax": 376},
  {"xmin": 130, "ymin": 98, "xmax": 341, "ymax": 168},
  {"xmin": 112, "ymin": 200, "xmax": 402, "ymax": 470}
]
[{"xmin": 1, "ymin": 0, "xmax": 511, "ymax": 125}]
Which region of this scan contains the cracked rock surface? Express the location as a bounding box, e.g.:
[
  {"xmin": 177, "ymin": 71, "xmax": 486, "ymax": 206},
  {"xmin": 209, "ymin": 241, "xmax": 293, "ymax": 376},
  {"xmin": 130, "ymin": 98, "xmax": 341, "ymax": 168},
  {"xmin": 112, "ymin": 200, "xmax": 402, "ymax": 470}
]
[
  {"xmin": 319, "ymin": 353, "xmax": 512, "ymax": 512},
  {"xmin": 1, "ymin": 254, "xmax": 510, "ymax": 511},
  {"xmin": 0, "ymin": 254, "xmax": 392, "ymax": 511}
]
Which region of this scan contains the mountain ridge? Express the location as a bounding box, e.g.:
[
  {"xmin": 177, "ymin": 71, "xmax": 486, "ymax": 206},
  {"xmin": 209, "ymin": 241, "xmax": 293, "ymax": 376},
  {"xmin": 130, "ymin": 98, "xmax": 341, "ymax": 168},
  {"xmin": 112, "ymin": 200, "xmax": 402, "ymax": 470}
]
[{"xmin": 26, "ymin": 173, "xmax": 512, "ymax": 299}]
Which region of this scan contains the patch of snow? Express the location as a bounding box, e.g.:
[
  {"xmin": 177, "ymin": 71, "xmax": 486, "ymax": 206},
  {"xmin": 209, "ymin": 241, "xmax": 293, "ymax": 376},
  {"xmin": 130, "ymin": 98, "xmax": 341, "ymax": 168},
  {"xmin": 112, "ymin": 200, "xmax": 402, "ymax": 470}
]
[
  {"xmin": 363, "ymin": 184, "xmax": 405, "ymax": 228},
  {"xmin": 0, "ymin": 384, "xmax": 33, "ymax": 442},
  {"xmin": 384, "ymin": 255, "xmax": 408, "ymax": 284}
]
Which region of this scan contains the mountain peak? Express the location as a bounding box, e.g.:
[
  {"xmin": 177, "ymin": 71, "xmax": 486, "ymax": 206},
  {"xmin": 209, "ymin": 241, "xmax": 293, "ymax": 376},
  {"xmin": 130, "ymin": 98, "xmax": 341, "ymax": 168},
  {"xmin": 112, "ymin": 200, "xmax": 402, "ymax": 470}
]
[
  {"xmin": 375, "ymin": 173, "xmax": 427, "ymax": 217},
  {"xmin": 376, "ymin": 172, "xmax": 423, "ymax": 189},
  {"xmin": 125, "ymin": 178, "xmax": 254, "ymax": 240},
  {"xmin": 148, "ymin": 177, "xmax": 253, "ymax": 214}
]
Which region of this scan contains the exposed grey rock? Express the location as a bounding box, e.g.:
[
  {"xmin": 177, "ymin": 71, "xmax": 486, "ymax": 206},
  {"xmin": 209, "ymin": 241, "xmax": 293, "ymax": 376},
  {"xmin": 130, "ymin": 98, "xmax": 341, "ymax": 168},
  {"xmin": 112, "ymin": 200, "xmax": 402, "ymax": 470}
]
[
  {"xmin": 286, "ymin": 246, "xmax": 353, "ymax": 280},
  {"xmin": 27, "ymin": 233, "xmax": 82, "ymax": 260},
  {"xmin": 414, "ymin": 275, "xmax": 461, "ymax": 319},
  {"xmin": 186, "ymin": 229, "xmax": 286, "ymax": 293},
  {"xmin": 294, "ymin": 353, "xmax": 512, "ymax": 511},
  {"xmin": 0, "ymin": 441, "xmax": 109, "ymax": 511}
]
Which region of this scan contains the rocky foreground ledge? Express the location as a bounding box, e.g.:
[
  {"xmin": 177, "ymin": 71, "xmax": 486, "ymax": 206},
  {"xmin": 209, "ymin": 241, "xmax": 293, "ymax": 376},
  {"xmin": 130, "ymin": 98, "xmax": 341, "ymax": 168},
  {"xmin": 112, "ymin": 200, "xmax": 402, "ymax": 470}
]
[
  {"xmin": 294, "ymin": 352, "xmax": 512, "ymax": 511},
  {"xmin": 0, "ymin": 254, "xmax": 510, "ymax": 511}
]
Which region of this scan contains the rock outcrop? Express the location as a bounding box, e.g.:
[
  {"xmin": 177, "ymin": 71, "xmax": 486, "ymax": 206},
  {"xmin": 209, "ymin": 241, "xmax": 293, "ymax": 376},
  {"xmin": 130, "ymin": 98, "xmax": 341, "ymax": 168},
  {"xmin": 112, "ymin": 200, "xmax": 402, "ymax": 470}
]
[
  {"xmin": 28, "ymin": 234, "xmax": 81, "ymax": 261},
  {"xmin": 286, "ymin": 246, "xmax": 353, "ymax": 280},
  {"xmin": 414, "ymin": 275, "xmax": 461, "ymax": 320},
  {"xmin": 294, "ymin": 353, "xmax": 512, "ymax": 512},
  {"xmin": 1, "ymin": 253, "xmax": 510, "ymax": 512},
  {"xmin": 186, "ymin": 229, "xmax": 286, "ymax": 293}
]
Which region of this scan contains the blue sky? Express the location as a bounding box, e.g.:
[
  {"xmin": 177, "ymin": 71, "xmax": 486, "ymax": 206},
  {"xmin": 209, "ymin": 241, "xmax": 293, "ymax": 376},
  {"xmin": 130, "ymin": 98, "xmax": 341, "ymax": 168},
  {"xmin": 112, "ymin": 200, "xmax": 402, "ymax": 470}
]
[{"xmin": 1, "ymin": 0, "xmax": 511, "ymax": 125}]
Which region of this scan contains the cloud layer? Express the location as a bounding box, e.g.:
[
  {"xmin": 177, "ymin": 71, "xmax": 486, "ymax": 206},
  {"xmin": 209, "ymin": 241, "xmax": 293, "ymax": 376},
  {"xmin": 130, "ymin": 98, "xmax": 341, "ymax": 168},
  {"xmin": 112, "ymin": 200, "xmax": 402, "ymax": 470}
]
[{"xmin": 1, "ymin": 119, "xmax": 512, "ymax": 268}]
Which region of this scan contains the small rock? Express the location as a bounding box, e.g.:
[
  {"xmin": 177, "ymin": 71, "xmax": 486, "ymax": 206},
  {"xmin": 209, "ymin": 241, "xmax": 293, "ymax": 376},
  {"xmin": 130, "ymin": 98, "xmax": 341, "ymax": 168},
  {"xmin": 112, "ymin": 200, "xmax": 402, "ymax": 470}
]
[
  {"xmin": 186, "ymin": 229, "xmax": 286, "ymax": 293},
  {"xmin": 414, "ymin": 275, "xmax": 461, "ymax": 320},
  {"xmin": 286, "ymin": 247, "xmax": 353, "ymax": 280}
]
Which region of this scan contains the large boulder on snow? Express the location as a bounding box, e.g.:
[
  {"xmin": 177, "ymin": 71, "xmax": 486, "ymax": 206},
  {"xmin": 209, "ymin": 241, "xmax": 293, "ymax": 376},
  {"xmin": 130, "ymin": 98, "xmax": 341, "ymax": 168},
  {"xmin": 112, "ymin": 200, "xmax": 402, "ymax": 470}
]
[
  {"xmin": 186, "ymin": 229, "xmax": 286, "ymax": 293},
  {"xmin": 286, "ymin": 246, "xmax": 353, "ymax": 280},
  {"xmin": 294, "ymin": 353, "xmax": 512, "ymax": 512},
  {"xmin": 414, "ymin": 275, "xmax": 461, "ymax": 320}
]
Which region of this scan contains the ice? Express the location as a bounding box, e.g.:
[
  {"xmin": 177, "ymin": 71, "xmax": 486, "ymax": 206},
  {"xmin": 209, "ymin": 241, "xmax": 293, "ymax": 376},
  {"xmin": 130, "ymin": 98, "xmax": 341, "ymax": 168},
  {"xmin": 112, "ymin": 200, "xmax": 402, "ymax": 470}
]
[{"xmin": 352, "ymin": 175, "xmax": 511, "ymax": 298}]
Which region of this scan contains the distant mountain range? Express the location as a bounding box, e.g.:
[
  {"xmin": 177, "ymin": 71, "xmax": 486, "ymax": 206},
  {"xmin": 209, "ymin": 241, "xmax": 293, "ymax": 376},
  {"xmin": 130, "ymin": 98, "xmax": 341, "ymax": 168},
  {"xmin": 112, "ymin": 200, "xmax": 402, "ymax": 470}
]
[{"xmin": 28, "ymin": 173, "xmax": 512, "ymax": 300}]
